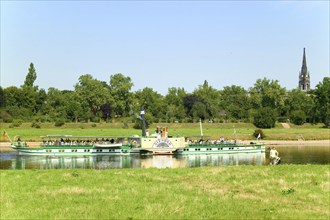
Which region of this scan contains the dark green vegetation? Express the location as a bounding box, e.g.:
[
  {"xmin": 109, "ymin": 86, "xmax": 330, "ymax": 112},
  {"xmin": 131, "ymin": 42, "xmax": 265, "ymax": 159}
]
[
  {"xmin": 1, "ymin": 165, "xmax": 329, "ymax": 219},
  {"xmin": 1, "ymin": 63, "xmax": 329, "ymax": 128}
]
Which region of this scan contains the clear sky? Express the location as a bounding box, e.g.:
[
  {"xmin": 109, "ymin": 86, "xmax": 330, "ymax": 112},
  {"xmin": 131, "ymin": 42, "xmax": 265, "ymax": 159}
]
[{"xmin": 1, "ymin": 1, "xmax": 329, "ymax": 95}]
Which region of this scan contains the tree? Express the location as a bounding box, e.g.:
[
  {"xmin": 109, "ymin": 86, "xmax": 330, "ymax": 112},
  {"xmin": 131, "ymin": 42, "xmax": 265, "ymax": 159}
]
[
  {"xmin": 75, "ymin": 74, "xmax": 112, "ymax": 118},
  {"xmin": 133, "ymin": 87, "xmax": 164, "ymax": 120},
  {"xmin": 191, "ymin": 101, "xmax": 208, "ymax": 120},
  {"xmin": 284, "ymin": 89, "xmax": 314, "ymax": 123},
  {"xmin": 253, "ymin": 107, "xmax": 277, "ymax": 128},
  {"xmin": 193, "ymin": 80, "xmax": 220, "ymax": 118},
  {"xmin": 183, "ymin": 94, "xmax": 202, "ymax": 118},
  {"xmin": 0, "ymin": 86, "xmax": 5, "ymax": 108},
  {"xmin": 63, "ymin": 91, "xmax": 84, "ymax": 122},
  {"xmin": 290, "ymin": 110, "xmax": 307, "ymax": 125},
  {"xmin": 249, "ymin": 78, "xmax": 286, "ymax": 115},
  {"xmin": 165, "ymin": 87, "xmax": 187, "ymax": 121},
  {"xmin": 109, "ymin": 73, "xmax": 134, "ymax": 117},
  {"xmin": 1, "ymin": 86, "xmax": 34, "ymax": 120},
  {"xmin": 314, "ymin": 77, "xmax": 330, "ymax": 127},
  {"xmin": 23, "ymin": 63, "xmax": 37, "ymax": 88},
  {"xmin": 219, "ymin": 85, "xmax": 250, "ymax": 120}
]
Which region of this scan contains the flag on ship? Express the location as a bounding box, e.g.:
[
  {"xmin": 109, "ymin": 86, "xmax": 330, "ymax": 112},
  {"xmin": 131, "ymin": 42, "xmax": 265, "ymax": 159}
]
[{"xmin": 257, "ymin": 133, "xmax": 261, "ymax": 139}]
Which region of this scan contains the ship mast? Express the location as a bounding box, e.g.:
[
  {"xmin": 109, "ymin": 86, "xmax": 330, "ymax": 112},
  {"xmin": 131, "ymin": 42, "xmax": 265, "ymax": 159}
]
[{"xmin": 199, "ymin": 118, "xmax": 203, "ymax": 139}]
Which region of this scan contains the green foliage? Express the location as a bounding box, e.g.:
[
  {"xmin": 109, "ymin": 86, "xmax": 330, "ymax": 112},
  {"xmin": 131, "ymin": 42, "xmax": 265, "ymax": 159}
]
[
  {"xmin": 314, "ymin": 77, "xmax": 330, "ymax": 127},
  {"xmin": 219, "ymin": 85, "xmax": 250, "ymax": 120},
  {"xmin": 253, "ymin": 107, "xmax": 277, "ymax": 128},
  {"xmin": 54, "ymin": 119, "xmax": 65, "ymax": 127},
  {"xmin": 75, "ymin": 74, "xmax": 113, "ymax": 117},
  {"xmin": 193, "ymin": 80, "xmax": 220, "ymax": 118},
  {"xmin": 1, "ymin": 63, "xmax": 329, "ymax": 127},
  {"xmin": 109, "ymin": 73, "xmax": 134, "ymax": 117},
  {"xmin": 165, "ymin": 87, "xmax": 187, "ymax": 121},
  {"xmin": 23, "ymin": 63, "xmax": 37, "ymax": 88},
  {"xmin": 31, "ymin": 122, "xmax": 41, "ymax": 128},
  {"xmin": 290, "ymin": 110, "xmax": 306, "ymax": 125},
  {"xmin": 277, "ymin": 117, "xmax": 289, "ymax": 123},
  {"xmin": 281, "ymin": 188, "xmax": 295, "ymax": 195},
  {"xmin": 133, "ymin": 113, "xmax": 153, "ymax": 130},
  {"xmin": 191, "ymin": 101, "xmax": 208, "ymax": 120},
  {"xmin": 253, "ymin": 129, "xmax": 265, "ymax": 139},
  {"xmin": 0, "ymin": 111, "xmax": 13, "ymax": 123},
  {"xmin": 11, "ymin": 119, "xmax": 23, "ymax": 127},
  {"xmin": 133, "ymin": 87, "xmax": 164, "ymax": 119},
  {"xmin": 249, "ymin": 78, "xmax": 286, "ymax": 115}
]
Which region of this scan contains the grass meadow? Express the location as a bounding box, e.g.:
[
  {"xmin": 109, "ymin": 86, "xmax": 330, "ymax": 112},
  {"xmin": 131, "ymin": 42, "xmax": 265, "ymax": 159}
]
[
  {"xmin": 1, "ymin": 122, "xmax": 329, "ymax": 142},
  {"xmin": 1, "ymin": 165, "xmax": 329, "ymax": 219}
]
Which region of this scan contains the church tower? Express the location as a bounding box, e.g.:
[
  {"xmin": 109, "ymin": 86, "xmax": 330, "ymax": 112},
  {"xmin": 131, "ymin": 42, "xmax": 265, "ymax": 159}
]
[{"xmin": 298, "ymin": 48, "xmax": 310, "ymax": 92}]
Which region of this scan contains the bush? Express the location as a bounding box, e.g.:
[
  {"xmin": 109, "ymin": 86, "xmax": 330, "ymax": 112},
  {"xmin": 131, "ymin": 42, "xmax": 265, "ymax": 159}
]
[
  {"xmin": 91, "ymin": 123, "xmax": 97, "ymax": 128},
  {"xmin": 31, "ymin": 122, "xmax": 41, "ymax": 128},
  {"xmin": 122, "ymin": 122, "xmax": 129, "ymax": 129},
  {"xmin": 277, "ymin": 117, "xmax": 289, "ymax": 123},
  {"xmin": 253, "ymin": 129, "xmax": 265, "ymax": 139},
  {"xmin": 11, "ymin": 119, "xmax": 23, "ymax": 127},
  {"xmin": 1, "ymin": 111, "xmax": 13, "ymax": 123},
  {"xmin": 253, "ymin": 107, "xmax": 277, "ymax": 128},
  {"xmin": 290, "ymin": 110, "xmax": 306, "ymax": 125},
  {"xmin": 54, "ymin": 119, "xmax": 65, "ymax": 127}
]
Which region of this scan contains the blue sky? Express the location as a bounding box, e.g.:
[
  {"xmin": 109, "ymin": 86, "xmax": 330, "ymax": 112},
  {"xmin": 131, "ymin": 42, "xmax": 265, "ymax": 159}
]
[{"xmin": 1, "ymin": 1, "xmax": 329, "ymax": 95}]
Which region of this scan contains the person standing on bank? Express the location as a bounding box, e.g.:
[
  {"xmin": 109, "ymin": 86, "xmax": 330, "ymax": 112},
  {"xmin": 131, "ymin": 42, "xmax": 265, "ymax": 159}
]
[{"xmin": 270, "ymin": 147, "xmax": 280, "ymax": 165}]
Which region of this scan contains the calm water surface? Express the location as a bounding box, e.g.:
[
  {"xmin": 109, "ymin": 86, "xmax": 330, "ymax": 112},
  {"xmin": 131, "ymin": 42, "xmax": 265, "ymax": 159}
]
[{"xmin": 0, "ymin": 146, "xmax": 329, "ymax": 170}]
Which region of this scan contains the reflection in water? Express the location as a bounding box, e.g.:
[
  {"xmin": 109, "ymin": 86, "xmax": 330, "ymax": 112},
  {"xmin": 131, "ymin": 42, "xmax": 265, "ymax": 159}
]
[
  {"xmin": 1, "ymin": 146, "xmax": 329, "ymax": 170},
  {"xmin": 0, "ymin": 152, "xmax": 265, "ymax": 170}
]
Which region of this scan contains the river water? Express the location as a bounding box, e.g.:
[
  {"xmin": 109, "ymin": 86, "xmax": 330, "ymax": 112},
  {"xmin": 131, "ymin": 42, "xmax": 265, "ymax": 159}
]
[{"xmin": 0, "ymin": 146, "xmax": 329, "ymax": 169}]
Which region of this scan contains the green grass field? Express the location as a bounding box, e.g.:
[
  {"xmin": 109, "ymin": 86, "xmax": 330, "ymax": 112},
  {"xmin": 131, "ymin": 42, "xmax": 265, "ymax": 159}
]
[
  {"xmin": 1, "ymin": 165, "xmax": 329, "ymax": 219},
  {"xmin": 1, "ymin": 122, "xmax": 329, "ymax": 142}
]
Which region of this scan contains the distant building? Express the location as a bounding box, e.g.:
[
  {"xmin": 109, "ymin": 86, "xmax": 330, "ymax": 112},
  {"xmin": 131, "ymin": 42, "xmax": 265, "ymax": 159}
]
[{"xmin": 298, "ymin": 48, "xmax": 310, "ymax": 92}]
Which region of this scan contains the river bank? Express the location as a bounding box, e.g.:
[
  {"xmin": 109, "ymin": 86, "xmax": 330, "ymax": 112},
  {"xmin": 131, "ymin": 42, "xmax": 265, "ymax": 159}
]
[{"xmin": 241, "ymin": 139, "xmax": 330, "ymax": 147}]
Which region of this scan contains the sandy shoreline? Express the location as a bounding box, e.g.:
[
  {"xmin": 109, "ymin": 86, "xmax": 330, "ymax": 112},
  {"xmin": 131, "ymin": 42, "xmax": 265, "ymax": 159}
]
[{"xmin": 1, "ymin": 140, "xmax": 329, "ymax": 152}]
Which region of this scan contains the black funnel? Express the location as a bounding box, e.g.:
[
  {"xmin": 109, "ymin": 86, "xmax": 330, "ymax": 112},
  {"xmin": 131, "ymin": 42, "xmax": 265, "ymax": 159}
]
[{"xmin": 141, "ymin": 108, "xmax": 146, "ymax": 137}]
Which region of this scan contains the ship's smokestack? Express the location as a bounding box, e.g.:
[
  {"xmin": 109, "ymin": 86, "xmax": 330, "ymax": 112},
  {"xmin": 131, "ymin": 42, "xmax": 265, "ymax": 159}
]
[{"xmin": 141, "ymin": 108, "xmax": 146, "ymax": 137}]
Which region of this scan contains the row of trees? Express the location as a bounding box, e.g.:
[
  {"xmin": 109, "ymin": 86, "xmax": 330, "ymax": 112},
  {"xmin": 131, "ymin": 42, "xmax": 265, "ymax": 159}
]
[{"xmin": 1, "ymin": 63, "xmax": 329, "ymax": 128}]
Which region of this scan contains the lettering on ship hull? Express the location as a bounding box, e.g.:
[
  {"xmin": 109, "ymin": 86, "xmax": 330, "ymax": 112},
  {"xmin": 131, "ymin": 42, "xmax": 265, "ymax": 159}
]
[{"xmin": 152, "ymin": 139, "xmax": 173, "ymax": 148}]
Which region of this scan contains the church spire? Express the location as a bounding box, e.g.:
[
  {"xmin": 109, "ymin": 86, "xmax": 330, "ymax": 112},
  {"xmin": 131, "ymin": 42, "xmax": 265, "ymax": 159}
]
[
  {"xmin": 298, "ymin": 48, "xmax": 310, "ymax": 92},
  {"xmin": 302, "ymin": 48, "xmax": 307, "ymax": 70}
]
